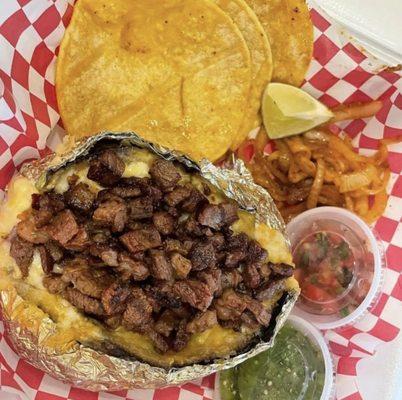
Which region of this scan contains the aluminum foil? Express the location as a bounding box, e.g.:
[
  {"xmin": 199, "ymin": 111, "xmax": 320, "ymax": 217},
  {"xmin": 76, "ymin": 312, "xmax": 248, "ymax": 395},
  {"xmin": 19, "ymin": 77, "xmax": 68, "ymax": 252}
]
[{"xmin": 3, "ymin": 132, "xmax": 299, "ymax": 390}]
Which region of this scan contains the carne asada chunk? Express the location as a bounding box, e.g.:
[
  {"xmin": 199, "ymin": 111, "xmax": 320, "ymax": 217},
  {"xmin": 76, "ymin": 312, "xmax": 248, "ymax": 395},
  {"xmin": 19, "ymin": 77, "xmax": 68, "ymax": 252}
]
[
  {"xmin": 152, "ymin": 211, "xmax": 175, "ymax": 235},
  {"xmin": 129, "ymin": 196, "xmax": 153, "ymax": 220},
  {"xmin": 256, "ymin": 279, "xmax": 287, "ymax": 301},
  {"xmin": 122, "ymin": 288, "xmax": 153, "ymax": 330},
  {"xmin": 173, "ymin": 280, "xmax": 213, "ymax": 311},
  {"xmin": 16, "ymin": 214, "xmax": 49, "ymax": 244},
  {"xmin": 64, "ymin": 227, "xmax": 90, "ymax": 251},
  {"xmin": 190, "ymin": 242, "xmax": 216, "ymax": 271},
  {"xmin": 243, "ymin": 263, "xmax": 261, "ymax": 289},
  {"xmin": 164, "ymin": 238, "xmax": 193, "ymax": 255},
  {"xmin": 270, "ymin": 262, "xmax": 294, "ymax": 278},
  {"xmin": 89, "ymin": 243, "xmax": 119, "ymax": 267},
  {"xmin": 197, "ymin": 202, "xmax": 239, "ymax": 230},
  {"xmin": 120, "ymin": 227, "xmax": 161, "ymax": 253},
  {"xmin": 172, "ymin": 320, "xmax": 190, "ymax": 352},
  {"xmin": 170, "ymin": 252, "xmax": 192, "ymax": 279},
  {"xmin": 64, "ymin": 287, "xmax": 105, "ymax": 316},
  {"xmin": 93, "ymin": 199, "xmax": 128, "ymax": 233},
  {"xmin": 87, "ymin": 149, "xmax": 125, "ymax": 187},
  {"xmin": 215, "ymin": 289, "xmax": 247, "ymax": 322},
  {"xmin": 149, "ymin": 249, "xmax": 173, "ymax": 281},
  {"xmin": 149, "ymin": 159, "xmax": 181, "ymax": 191},
  {"xmin": 64, "ymin": 182, "xmax": 95, "ymax": 213},
  {"xmin": 10, "ymin": 235, "xmax": 34, "ymax": 277},
  {"xmin": 38, "ymin": 245, "xmax": 54, "ymax": 274},
  {"xmin": 43, "ymin": 274, "xmax": 69, "ymax": 294},
  {"xmin": 164, "ymin": 185, "xmax": 192, "ymax": 207},
  {"xmin": 187, "ymin": 310, "xmax": 217, "ymax": 334},
  {"xmin": 154, "ymin": 310, "xmax": 176, "ymax": 337},
  {"xmin": 117, "ymin": 253, "xmax": 149, "ymax": 280},
  {"xmin": 47, "ymin": 210, "xmax": 79, "ymax": 245},
  {"xmin": 102, "ymin": 281, "xmax": 131, "ymax": 315},
  {"xmin": 61, "ymin": 259, "xmax": 114, "ymax": 299},
  {"xmin": 197, "ymin": 268, "xmax": 222, "ymax": 296}
]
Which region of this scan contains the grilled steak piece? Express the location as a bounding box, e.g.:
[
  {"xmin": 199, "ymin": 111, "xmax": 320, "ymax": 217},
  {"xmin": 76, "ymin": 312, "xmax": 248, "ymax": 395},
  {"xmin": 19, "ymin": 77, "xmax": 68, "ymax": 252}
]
[
  {"xmin": 208, "ymin": 233, "xmax": 225, "ymax": 250},
  {"xmin": 149, "ymin": 159, "xmax": 181, "ymax": 191},
  {"xmin": 270, "ymin": 263, "xmax": 294, "ymax": 277},
  {"xmin": 16, "ymin": 215, "xmax": 49, "ymax": 244},
  {"xmin": 43, "ymin": 274, "xmax": 69, "ymax": 294},
  {"xmin": 47, "ymin": 210, "xmax": 79, "ymax": 245},
  {"xmin": 89, "ymin": 243, "xmax": 119, "ymax": 267},
  {"xmin": 122, "ymin": 288, "xmax": 153, "ymax": 330},
  {"xmin": 93, "ymin": 199, "xmax": 128, "ymax": 233},
  {"xmin": 117, "ymin": 253, "xmax": 149, "ymax": 281},
  {"xmin": 243, "ymin": 264, "xmax": 261, "ymax": 289},
  {"xmin": 172, "ymin": 320, "xmax": 190, "ymax": 352},
  {"xmin": 129, "ymin": 197, "xmax": 153, "ymax": 220},
  {"xmin": 102, "ymin": 281, "xmax": 131, "ymax": 315},
  {"xmin": 10, "ymin": 235, "xmax": 34, "ymax": 277},
  {"xmin": 187, "ymin": 310, "xmax": 217, "ymax": 334},
  {"xmin": 64, "ymin": 227, "xmax": 90, "ymax": 251},
  {"xmin": 64, "ymin": 182, "xmax": 95, "ymax": 213},
  {"xmin": 64, "ymin": 287, "xmax": 105, "ymax": 316},
  {"xmin": 44, "ymin": 241, "xmax": 64, "ymax": 262},
  {"xmin": 246, "ymin": 298, "xmax": 271, "ymax": 327},
  {"xmin": 38, "ymin": 245, "xmax": 54, "ymax": 274},
  {"xmin": 31, "ymin": 192, "xmax": 65, "ymax": 214},
  {"xmin": 164, "ymin": 238, "xmax": 193, "ymax": 255},
  {"xmin": 87, "ymin": 149, "xmax": 125, "ymax": 187},
  {"xmin": 149, "ymin": 249, "xmax": 173, "ymax": 281},
  {"xmin": 120, "ymin": 227, "xmax": 161, "ymax": 253},
  {"xmin": 215, "ymin": 289, "xmax": 247, "ymax": 322},
  {"xmin": 170, "ymin": 252, "xmax": 192, "ymax": 279},
  {"xmin": 110, "ymin": 184, "xmax": 142, "ymax": 198},
  {"xmin": 173, "ymin": 280, "xmax": 213, "ymax": 311},
  {"xmin": 247, "ymin": 241, "xmax": 268, "ymax": 264},
  {"xmin": 256, "ymin": 279, "xmax": 287, "ymax": 301},
  {"xmin": 152, "ymin": 211, "xmax": 175, "ymax": 235},
  {"xmin": 164, "ymin": 185, "xmax": 192, "ymax": 207},
  {"xmin": 61, "ymin": 259, "xmax": 114, "ymax": 299},
  {"xmin": 181, "ymin": 187, "xmax": 205, "ymax": 212},
  {"xmin": 221, "ymin": 270, "xmax": 243, "ymax": 291},
  {"xmin": 224, "ymin": 249, "xmax": 246, "ymax": 269},
  {"xmin": 190, "ymin": 242, "xmax": 216, "ymax": 271},
  {"xmin": 154, "ymin": 310, "xmax": 176, "ymax": 337},
  {"xmin": 197, "ymin": 268, "xmax": 222, "ymax": 296},
  {"xmin": 149, "ymin": 329, "xmax": 170, "ymax": 353},
  {"xmin": 197, "ymin": 202, "xmax": 239, "ymax": 230}
]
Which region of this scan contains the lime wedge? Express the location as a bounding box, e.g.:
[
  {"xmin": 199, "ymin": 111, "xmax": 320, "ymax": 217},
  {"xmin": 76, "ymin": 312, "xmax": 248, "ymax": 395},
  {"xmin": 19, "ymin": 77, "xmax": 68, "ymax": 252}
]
[{"xmin": 262, "ymin": 83, "xmax": 333, "ymax": 139}]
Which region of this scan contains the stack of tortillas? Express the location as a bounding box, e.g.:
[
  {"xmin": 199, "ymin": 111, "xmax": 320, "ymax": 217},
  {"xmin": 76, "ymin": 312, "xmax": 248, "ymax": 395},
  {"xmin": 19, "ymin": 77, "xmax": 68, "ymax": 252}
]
[{"xmin": 56, "ymin": 0, "xmax": 313, "ymax": 161}]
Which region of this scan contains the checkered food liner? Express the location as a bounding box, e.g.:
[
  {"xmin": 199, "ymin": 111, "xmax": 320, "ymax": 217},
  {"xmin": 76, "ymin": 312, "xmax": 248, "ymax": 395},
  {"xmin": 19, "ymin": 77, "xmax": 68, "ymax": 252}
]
[{"xmin": 0, "ymin": 1, "xmax": 402, "ymax": 399}]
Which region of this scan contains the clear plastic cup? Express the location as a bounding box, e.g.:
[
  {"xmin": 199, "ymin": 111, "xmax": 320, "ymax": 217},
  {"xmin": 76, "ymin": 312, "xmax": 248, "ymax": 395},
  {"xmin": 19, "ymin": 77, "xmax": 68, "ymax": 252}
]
[
  {"xmin": 214, "ymin": 315, "xmax": 335, "ymax": 400},
  {"xmin": 287, "ymin": 207, "xmax": 385, "ymax": 330}
]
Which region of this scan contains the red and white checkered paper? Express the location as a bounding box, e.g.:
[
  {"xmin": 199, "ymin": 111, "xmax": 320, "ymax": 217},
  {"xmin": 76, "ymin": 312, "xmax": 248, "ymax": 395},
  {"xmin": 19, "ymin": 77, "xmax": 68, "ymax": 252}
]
[{"xmin": 0, "ymin": 1, "xmax": 402, "ymax": 399}]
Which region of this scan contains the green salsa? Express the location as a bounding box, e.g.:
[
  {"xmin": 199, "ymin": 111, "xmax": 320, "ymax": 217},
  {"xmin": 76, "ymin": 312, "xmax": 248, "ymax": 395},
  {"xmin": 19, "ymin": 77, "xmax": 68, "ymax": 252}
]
[{"xmin": 220, "ymin": 324, "xmax": 326, "ymax": 400}]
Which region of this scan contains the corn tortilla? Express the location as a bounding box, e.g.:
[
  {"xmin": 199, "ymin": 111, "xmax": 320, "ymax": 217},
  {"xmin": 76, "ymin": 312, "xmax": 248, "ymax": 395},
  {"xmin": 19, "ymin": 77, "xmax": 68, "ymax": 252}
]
[
  {"xmin": 56, "ymin": 0, "xmax": 252, "ymax": 161},
  {"xmin": 213, "ymin": 0, "xmax": 273, "ymax": 150},
  {"xmin": 244, "ymin": 0, "xmax": 313, "ymax": 86}
]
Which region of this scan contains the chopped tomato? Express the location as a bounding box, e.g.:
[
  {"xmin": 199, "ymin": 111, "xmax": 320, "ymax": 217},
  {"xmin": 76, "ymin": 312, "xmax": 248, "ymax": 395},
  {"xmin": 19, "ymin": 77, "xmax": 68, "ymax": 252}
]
[{"xmin": 303, "ymin": 283, "xmax": 333, "ymax": 302}]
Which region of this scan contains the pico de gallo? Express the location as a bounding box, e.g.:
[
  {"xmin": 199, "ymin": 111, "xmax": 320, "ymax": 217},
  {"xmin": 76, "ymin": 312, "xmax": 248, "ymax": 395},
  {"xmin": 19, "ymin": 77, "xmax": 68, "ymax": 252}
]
[{"xmin": 293, "ymin": 230, "xmax": 373, "ymax": 317}]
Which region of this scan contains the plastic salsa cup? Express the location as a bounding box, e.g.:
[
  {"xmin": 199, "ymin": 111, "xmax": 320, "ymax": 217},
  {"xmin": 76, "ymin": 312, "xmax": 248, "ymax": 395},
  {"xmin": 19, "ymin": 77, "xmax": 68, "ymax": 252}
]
[
  {"xmin": 215, "ymin": 315, "xmax": 335, "ymax": 400},
  {"xmin": 287, "ymin": 206, "xmax": 385, "ymax": 330}
]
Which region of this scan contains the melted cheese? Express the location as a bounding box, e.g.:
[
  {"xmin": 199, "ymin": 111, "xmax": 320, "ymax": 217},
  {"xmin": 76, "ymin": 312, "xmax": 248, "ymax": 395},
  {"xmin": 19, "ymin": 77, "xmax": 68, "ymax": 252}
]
[{"xmin": 0, "ymin": 176, "xmax": 37, "ymax": 237}]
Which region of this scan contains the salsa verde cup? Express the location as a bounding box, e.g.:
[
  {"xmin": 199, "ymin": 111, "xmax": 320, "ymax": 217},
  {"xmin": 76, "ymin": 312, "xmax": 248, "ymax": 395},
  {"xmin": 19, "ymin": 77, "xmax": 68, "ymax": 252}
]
[
  {"xmin": 287, "ymin": 207, "xmax": 385, "ymax": 330},
  {"xmin": 215, "ymin": 315, "xmax": 335, "ymax": 400}
]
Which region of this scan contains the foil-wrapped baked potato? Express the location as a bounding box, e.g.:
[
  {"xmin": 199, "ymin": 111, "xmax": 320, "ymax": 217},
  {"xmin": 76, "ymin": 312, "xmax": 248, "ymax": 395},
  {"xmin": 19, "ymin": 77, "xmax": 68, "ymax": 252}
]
[{"xmin": 0, "ymin": 133, "xmax": 299, "ymax": 388}]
